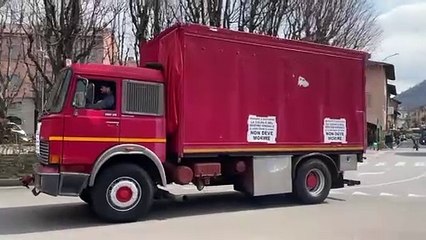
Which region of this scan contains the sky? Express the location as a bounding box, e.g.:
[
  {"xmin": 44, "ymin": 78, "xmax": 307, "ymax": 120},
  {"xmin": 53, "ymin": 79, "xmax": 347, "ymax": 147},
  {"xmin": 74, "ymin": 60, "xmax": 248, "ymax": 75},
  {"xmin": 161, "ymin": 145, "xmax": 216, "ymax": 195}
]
[{"xmin": 372, "ymin": 0, "xmax": 426, "ymax": 93}]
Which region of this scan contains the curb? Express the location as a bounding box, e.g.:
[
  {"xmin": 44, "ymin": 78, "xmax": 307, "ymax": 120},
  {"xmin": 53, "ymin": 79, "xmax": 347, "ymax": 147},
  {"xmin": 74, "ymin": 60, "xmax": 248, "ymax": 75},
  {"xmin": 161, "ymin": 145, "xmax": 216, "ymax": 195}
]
[{"xmin": 0, "ymin": 178, "xmax": 22, "ymax": 187}]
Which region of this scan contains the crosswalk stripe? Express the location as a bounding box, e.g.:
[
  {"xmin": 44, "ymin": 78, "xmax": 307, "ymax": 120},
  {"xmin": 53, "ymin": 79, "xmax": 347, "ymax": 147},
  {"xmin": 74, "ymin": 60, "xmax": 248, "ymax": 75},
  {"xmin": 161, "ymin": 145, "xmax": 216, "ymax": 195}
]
[
  {"xmin": 395, "ymin": 162, "xmax": 406, "ymax": 167},
  {"xmin": 329, "ymin": 190, "xmax": 344, "ymax": 195},
  {"xmin": 333, "ymin": 192, "xmax": 426, "ymax": 198},
  {"xmin": 375, "ymin": 162, "xmax": 386, "ymax": 166},
  {"xmin": 414, "ymin": 162, "xmax": 425, "ymax": 167},
  {"xmin": 358, "ymin": 171, "xmax": 385, "ymax": 176},
  {"xmin": 352, "ymin": 191, "xmax": 369, "ymax": 196},
  {"xmin": 408, "ymin": 194, "xmax": 426, "ymax": 198},
  {"xmin": 380, "ymin": 192, "xmax": 397, "ymax": 197}
]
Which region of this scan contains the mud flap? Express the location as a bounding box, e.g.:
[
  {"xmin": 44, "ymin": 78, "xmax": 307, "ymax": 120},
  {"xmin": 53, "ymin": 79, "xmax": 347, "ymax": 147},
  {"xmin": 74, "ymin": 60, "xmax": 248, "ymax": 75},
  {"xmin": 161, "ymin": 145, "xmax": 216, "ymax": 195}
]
[
  {"xmin": 20, "ymin": 175, "xmax": 41, "ymax": 196},
  {"xmin": 20, "ymin": 175, "xmax": 34, "ymax": 189}
]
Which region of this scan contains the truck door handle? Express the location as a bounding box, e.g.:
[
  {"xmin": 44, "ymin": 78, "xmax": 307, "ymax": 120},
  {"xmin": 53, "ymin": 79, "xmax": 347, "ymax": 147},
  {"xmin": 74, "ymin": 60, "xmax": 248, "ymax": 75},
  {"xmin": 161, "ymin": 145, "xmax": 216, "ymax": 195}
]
[{"xmin": 106, "ymin": 121, "xmax": 119, "ymax": 126}]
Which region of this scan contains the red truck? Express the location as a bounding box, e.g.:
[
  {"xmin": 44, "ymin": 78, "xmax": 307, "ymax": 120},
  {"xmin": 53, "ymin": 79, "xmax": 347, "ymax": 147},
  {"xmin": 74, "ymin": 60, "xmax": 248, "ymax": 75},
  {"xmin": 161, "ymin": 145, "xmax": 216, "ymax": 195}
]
[{"xmin": 24, "ymin": 24, "xmax": 367, "ymax": 222}]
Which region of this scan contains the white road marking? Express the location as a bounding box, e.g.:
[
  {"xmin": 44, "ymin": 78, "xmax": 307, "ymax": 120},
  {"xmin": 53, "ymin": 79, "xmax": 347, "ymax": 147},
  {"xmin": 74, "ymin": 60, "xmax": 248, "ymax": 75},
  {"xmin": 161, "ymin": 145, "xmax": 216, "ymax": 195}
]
[
  {"xmin": 329, "ymin": 190, "xmax": 344, "ymax": 195},
  {"xmin": 358, "ymin": 171, "xmax": 385, "ymax": 176},
  {"xmin": 352, "ymin": 191, "xmax": 369, "ymax": 196},
  {"xmin": 408, "ymin": 194, "xmax": 426, "ymax": 198},
  {"xmin": 375, "ymin": 162, "xmax": 386, "ymax": 167},
  {"xmin": 359, "ymin": 161, "xmax": 368, "ymax": 166},
  {"xmin": 380, "ymin": 192, "xmax": 396, "ymax": 197},
  {"xmin": 414, "ymin": 162, "xmax": 425, "ymax": 167},
  {"xmin": 395, "ymin": 162, "xmax": 406, "ymax": 167},
  {"xmin": 350, "ymin": 172, "xmax": 426, "ymax": 190}
]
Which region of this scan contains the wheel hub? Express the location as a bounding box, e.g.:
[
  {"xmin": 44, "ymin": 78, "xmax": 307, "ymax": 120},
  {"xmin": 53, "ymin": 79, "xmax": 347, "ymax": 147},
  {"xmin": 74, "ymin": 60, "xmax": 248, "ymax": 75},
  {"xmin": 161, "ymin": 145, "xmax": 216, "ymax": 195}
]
[
  {"xmin": 107, "ymin": 177, "xmax": 141, "ymax": 212},
  {"xmin": 305, "ymin": 169, "xmax": 325, "ymax": 196},
  {"xmin": 306, "ymin": 172, "xmax": 318, "ymax": 190},
  {"xmin": 116, "ymin": 186, "xmax": 133, "ymax": 202}
]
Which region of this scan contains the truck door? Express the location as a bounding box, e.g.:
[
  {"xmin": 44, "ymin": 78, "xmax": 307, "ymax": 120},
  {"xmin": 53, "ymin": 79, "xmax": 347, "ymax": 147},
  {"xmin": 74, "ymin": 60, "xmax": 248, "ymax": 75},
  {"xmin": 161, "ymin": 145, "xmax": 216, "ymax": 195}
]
[
  {"xmin": 62, "ymin": 77, "xmax": 120, "ymax": 166},
  {"xmin": 119, "ymin": 79, "xmax": 166, "ymax": 161}
]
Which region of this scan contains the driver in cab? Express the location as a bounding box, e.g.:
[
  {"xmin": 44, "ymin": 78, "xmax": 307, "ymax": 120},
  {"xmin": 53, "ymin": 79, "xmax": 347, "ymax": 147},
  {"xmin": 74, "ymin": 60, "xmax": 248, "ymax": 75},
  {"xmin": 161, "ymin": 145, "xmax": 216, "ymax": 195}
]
[{"xmin": 88, "ymin": 85, "xmax": 115, "ymax": 110}]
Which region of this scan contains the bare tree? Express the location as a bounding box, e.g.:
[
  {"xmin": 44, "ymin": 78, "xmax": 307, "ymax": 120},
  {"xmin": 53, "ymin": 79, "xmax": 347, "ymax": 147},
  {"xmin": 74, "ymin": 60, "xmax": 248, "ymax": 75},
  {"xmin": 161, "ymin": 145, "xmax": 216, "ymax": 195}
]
[
  {"xmin": 174, "ymin": 0, "xmax": 289, "ymax": 34},
  {"xmin": 0, "ymin": 1, "xmax": 28, "ymax": 142},
  {"xmin": 24, "ymin": 0, "xmax": 121, "ymax": 82},
  {"xmin": 103, "ymin": 0, "xmax": 131, "ymax": 66},
  {"xmin": 129, "ymin": 0, "xmax": 171, "ymax": 65},
  {"xmin": 284, "ymin": 0, "xmax": 381, "ymax": 50},
  {"xmin": 259, "ymin": 0, "xmax": 290, "ymax": 36}
]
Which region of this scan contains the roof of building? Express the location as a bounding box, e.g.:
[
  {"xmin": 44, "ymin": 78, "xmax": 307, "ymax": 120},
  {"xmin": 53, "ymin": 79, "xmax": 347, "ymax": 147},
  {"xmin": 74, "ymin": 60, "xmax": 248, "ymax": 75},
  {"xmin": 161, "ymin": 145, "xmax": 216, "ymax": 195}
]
[
  {"xmin": 367, "ymin": 60, "xmax": 396, "ymax": 80},
  {"xmin": 387, "ymin": 84, "xmax": 397, "ymax": 96}
]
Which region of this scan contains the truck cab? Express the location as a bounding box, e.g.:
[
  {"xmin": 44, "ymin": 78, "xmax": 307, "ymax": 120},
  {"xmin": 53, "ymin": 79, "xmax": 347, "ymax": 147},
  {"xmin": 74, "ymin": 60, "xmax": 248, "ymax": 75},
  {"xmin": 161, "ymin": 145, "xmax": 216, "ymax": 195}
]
[{"xmin": 33, "ymin": 63, "xmax": 168, "ymax": 221}]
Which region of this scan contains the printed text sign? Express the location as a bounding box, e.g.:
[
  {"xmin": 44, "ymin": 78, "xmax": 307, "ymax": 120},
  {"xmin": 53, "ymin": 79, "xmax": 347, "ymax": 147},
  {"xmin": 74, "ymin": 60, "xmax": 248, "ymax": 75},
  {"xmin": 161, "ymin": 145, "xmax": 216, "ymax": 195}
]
[
  {"xmin": 247, "ymin": 115, "xmax": 277, "ymax": 144},
  {"xmin": 323, "ymin": 118, "xmax": 347, "ymax": 143}
]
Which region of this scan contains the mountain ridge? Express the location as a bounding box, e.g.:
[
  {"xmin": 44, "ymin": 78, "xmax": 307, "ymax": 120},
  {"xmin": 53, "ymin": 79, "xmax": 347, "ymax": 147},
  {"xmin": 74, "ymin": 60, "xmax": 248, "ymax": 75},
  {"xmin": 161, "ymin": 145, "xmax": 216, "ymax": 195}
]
[{"xmin": 396, "ymin": 80, "xmax": 426, "ymax": 110}]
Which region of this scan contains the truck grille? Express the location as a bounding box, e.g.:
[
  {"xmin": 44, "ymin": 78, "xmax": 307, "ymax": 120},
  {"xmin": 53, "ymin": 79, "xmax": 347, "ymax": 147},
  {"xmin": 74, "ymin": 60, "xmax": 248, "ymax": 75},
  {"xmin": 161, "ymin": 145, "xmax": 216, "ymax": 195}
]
[{"xmin": 38, "ymin": 140, "xmax": 49, "ymax": 165}]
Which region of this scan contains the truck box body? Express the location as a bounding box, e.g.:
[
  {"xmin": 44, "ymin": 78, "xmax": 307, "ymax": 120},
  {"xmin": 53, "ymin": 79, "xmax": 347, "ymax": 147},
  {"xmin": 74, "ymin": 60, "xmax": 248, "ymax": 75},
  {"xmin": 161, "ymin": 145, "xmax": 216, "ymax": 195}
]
[{"xmin": 141, "ymin": 24, "xmax": 368, "ymax": 157}]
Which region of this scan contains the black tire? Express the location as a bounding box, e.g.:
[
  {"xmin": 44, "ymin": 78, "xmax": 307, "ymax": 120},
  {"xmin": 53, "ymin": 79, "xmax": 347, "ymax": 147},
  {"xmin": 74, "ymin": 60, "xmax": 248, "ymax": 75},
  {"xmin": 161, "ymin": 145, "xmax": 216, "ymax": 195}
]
[
  {"xmin": 79, "ymin": 188, "xmax": 92, "ymax": 205},
  {"xmin": 90, "ymin": 164, "xmax": 154, "ymax": 223},
  {"xmin": 293, "ymin": 159, "xmax": 332, "ymax": 204}
]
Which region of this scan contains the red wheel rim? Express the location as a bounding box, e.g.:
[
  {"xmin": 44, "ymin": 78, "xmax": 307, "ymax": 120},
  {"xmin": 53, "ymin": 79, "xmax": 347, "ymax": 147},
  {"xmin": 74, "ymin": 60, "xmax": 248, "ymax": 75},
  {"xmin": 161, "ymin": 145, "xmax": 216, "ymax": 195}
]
[
  {"xmin": 116, "ymin": 186, "xmax": 133, "ymax": 202},
  {"xmin": 306, "ymin": 172, "xmax": 318, "ymax": 190}
]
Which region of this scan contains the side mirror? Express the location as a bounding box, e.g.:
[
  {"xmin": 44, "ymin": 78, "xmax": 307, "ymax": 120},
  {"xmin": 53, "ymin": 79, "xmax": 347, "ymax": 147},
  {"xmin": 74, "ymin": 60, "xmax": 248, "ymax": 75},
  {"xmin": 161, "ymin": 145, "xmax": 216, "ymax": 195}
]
[
  {"xmin": 73, "ymin": 92, "xmax": 86, "ymax": 108},
  {"xmin": 73, "ymin": 78, "xmax": 88, "ymax": 108},
  {"xmin": 86, "ymin": 83, "xmax": 95, "ymax": 105}
]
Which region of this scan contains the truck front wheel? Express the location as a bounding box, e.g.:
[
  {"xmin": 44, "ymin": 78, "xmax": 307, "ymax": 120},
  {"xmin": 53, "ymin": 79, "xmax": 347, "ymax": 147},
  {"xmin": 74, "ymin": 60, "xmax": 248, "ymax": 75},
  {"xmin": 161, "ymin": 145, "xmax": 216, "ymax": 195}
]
[
  {"xmin": 293, "ymin": 159, "xmax": 332, "ymax": 204},
  {"xmin": 90, "ymin": 164, "xmax": 154, "ymax": 223},
  {"xmin": 79, "ymin": 189, "xmax": 92, "ymax": 205}
]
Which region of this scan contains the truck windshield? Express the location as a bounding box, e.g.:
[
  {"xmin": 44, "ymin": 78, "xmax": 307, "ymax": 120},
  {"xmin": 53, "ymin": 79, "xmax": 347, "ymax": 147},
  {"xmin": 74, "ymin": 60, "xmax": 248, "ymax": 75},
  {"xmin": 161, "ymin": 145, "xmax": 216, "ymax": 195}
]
[{"xmin": 44, "ymin": 69, "xmax": 72, "ymax": 113}]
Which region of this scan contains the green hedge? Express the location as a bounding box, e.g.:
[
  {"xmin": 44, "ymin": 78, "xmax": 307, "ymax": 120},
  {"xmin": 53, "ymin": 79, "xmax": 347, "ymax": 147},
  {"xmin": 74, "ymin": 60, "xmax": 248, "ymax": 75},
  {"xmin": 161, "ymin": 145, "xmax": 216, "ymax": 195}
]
[{"xmin": 0, "ymin": 154, "xmax": 37, "ymax": 179}]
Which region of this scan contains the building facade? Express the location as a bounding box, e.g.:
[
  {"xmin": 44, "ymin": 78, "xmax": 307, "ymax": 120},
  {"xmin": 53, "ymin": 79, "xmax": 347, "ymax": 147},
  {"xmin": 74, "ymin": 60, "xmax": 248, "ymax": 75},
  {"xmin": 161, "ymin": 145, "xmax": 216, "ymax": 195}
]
[
  {"xmin": 408, "ymin": 106, "xmax": 426, "ymax": 128},
  {"xmin": 0, "ymin": 25, "xmax": 116, "ymax": 137},
  {"xmin": 365, "ymin": 60, "xmax": 397, "ymax": 147}
]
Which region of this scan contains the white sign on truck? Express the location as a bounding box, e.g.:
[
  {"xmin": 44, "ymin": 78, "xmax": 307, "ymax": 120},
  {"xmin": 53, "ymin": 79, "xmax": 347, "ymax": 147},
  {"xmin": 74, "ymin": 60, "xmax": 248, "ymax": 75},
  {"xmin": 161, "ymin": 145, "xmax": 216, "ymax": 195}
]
[
  {"xmin": 323, "ymin": 118, "xmax": 347, "ymax": 143},
  {"xmin": 247, "ymin": 115, "xmax": 277, "ymax": 144}
]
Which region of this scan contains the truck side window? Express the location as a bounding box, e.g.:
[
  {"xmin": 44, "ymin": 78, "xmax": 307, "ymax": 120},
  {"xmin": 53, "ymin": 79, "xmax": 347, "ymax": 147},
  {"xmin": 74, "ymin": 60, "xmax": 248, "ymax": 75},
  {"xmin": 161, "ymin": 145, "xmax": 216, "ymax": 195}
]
[{"xmin": 76, "ymin": 79, "xmax": 116, "ymax": 111}]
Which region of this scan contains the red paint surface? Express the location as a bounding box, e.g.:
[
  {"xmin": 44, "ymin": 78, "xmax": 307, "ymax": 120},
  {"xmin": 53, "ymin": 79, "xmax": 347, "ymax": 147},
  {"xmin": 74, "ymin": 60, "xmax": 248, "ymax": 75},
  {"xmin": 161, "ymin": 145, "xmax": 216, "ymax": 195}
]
[{"xmin": 141, "ymin": 24, "xmax": 368, "ymax": 157}]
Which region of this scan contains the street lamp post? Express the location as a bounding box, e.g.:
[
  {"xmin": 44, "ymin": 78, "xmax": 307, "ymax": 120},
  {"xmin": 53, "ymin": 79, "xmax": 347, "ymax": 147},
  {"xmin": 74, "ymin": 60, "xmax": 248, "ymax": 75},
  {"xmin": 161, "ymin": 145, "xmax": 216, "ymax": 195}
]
[{"xmin": 382, "ymin": 53, "xmax": 399, "ymax": 62}]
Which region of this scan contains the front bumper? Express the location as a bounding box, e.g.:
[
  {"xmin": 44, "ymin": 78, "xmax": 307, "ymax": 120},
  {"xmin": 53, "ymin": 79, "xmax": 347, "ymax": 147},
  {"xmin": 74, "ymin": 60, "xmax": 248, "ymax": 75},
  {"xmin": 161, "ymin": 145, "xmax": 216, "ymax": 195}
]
[{"xmin": 32, "ymin": 164, "xmax": 89, "ymax": 197}]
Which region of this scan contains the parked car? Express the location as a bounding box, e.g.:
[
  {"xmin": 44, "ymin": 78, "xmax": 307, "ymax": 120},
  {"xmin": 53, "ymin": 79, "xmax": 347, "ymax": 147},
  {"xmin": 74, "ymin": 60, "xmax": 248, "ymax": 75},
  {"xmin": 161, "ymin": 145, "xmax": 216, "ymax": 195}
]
[{"xmin": 3, "ymin": 122, "xmax": 30, "ymax": 143}]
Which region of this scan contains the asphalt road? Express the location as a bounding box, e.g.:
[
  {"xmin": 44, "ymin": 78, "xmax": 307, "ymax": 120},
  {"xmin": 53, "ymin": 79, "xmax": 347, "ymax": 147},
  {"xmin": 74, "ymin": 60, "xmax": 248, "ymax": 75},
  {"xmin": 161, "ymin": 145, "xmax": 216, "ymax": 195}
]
[{"xmin": 0, "ymin": 148, "xmax": 425, "ymax": 240}]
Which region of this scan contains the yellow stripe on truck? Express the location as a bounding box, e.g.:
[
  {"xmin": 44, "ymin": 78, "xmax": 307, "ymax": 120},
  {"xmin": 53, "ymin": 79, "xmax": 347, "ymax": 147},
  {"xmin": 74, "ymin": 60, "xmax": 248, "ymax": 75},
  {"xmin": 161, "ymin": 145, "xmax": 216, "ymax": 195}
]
[
  {"xmin": 184, "ymin": 146, "xmax": 364, "ymax": 154},
  {"xmin": 48, "ymin": 136, "xmax": 166, "ymax": 143}
]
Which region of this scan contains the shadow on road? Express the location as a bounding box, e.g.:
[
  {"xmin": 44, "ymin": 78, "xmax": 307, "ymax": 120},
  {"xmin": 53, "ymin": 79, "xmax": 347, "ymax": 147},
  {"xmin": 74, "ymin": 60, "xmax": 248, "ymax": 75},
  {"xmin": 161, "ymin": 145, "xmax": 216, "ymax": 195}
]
[{"xmin": 0, "ymin": 192, "xmax": 333, "ymax": 235}]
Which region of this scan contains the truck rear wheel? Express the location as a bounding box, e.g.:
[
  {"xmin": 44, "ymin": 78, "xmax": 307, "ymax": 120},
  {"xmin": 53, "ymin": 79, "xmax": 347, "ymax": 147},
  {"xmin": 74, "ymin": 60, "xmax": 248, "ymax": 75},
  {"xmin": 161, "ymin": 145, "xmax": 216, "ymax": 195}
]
[
  {"xmin": 90, "ymin": 164, "xmax": 154, "ymax": 223},
  {"xmin": 293, "ymin": 159, "xmax": 331, "ymax": 204}
]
